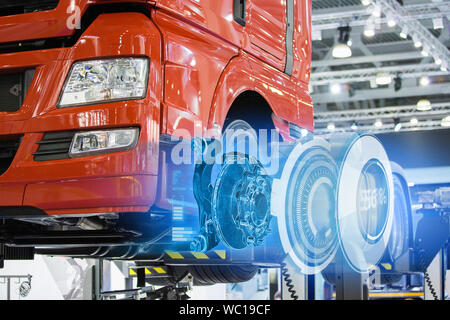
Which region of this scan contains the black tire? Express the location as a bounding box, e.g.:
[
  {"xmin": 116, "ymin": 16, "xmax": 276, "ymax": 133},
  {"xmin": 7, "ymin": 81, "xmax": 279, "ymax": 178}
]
[
  {"xmin": 145, "ymin": 277, "xmax": 179, "ymax": 286},
  {"xmin": 189, "ymin": 265, "xmax": 259, "ymax": 285},
  {"xmin": 224, "ymin": 112, "xmax": 274, "ymax": 133},
  {"xmin": 193, "ymin": 101, "xmax": 271, "ymax": 286},
  {"xmin": 135, "ymin": 265, "xmax": 189, "ymax": 286}
]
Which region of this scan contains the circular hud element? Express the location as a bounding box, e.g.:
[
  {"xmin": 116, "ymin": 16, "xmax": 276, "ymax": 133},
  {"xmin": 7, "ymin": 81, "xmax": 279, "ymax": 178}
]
[
  {"xmin": 336, "ymin": 134, "xmax": 394, "ymax": 273},
  {"xmin": 273, "ymin": 139, "xmax": 338, "ymax": 274}
]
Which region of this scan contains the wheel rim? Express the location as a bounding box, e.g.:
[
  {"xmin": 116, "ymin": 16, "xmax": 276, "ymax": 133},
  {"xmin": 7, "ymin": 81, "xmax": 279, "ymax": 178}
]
[{"xmin": 273, "ymin": 138, "xmax": 339, "ymax": 274}]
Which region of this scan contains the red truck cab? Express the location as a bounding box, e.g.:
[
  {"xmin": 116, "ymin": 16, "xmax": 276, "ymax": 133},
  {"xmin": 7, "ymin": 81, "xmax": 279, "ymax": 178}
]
[
  {"xmin": 0, "ymin": 0, "xmax": 312, "ymax": 218},
  {"xmin": 0, "ymin": 0, "xmax": 313, "ymax": 271}
]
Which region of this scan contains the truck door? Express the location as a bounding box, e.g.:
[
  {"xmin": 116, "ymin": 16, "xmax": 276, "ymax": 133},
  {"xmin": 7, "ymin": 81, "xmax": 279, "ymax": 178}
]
[{"xmin": 246, "ymin": 0, "xmax": 287, "ymax": 72}]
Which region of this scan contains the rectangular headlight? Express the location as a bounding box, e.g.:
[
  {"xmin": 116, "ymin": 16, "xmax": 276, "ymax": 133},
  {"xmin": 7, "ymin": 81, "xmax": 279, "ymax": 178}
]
[
  {"xmin": 69, "ymin": 128, "xmax": 139, "ymax": 157},
  {"xmin": 59, "ymin": 58, "xmax": 149, "ymax": 107}
]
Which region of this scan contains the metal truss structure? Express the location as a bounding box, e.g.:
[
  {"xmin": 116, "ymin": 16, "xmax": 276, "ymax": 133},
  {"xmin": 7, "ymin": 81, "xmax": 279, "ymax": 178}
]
[
  {"xmin": 314, "ymin": 102, "xmax": 450, "ymax": 122},
  {"xmin": 311, "ymin": 63, "xmax": 447, "ymax": 85},
  {"xmin": 313, "ymin": 102, "xmax": 450, "ymax": 134},
  {"xmin": 310, "ymin": 0, "xmax": 450, "ymax": 133},
  {"xmin": 373, "ymin": 0, "xmax": 450, "ymax": 69},
  {"xmin": 311, "ymin": 51, "xmax": 424, "ymax": 68},
  {"xmin": 311, "ymin": 83, "xmax": 450, "ymax": 104},
  {"xmin": 312, "ymin": 2, "xmax": 450, "ymax": 31},
  {"xmin": 314, "ymin": 119, "xmax": 447, "ymax": 134}
]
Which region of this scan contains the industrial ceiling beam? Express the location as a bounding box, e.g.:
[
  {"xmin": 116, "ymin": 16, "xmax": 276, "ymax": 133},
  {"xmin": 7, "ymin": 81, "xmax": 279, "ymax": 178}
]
[
  {"xmin": 312, "ymin": 2, "xmax": 450, "ymax": 31},
  {"xmin": 312, "ymin": 52, "xmax": 423, "ymax": 68},
  {"xmin": 372, "ymin": 0, "xmax": 450, "ymax": 69},
  {"xmin": 314, "ymin": 102, "xmax": 450, "ymax": 123},
  {"xmin": 312, "ymin": 2, "xmax": 450, "ymax": 18},
  {"xmin": 314, "ymin": 119, "xmax": 448, "ymax": 135},
  {"xmin": 311, "ymin": 63, "xmax": 446, "ymax": 85},
  {"xmin": 311, "ymin": 83, "xmax": 450, "ymax": 104}
]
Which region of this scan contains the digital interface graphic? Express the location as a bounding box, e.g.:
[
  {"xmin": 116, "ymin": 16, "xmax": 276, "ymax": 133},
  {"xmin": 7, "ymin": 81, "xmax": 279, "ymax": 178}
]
[
  {"xmin": 150, "ymin": 129, "xmax": 396, "ymax": 277},
  {"xmin": 0, "ymin": 0, "xmax": 448, "ymax": 304}
]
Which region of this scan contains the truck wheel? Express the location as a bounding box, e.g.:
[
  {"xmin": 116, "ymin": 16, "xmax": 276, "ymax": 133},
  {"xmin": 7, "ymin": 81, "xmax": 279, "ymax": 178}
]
[
  {"xmin": 194, "ymin": 117, "xmax": 268, "ymax": 285},
  {"xmin": 189, "ymin": 265, "xmax": 259, "ymax": 285},
  {"xmin": 222, "ymin": 113, "xmax": 279, "ymax": 156},
  {"xmin": 221, "ymin": 119, "xmax": 260, "ymax": 160}
]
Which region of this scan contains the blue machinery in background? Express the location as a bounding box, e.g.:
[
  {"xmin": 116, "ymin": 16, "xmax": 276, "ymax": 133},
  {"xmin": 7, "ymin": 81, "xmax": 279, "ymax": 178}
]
[{"xmin": 135, "ymin": 131, "xmax": 449, "ymax": 299}]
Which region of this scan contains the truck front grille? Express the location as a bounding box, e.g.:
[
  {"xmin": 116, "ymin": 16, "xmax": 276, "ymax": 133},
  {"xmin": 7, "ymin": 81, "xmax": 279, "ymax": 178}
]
[
  {"xmin": 33, "ymin": 131, "xmax": 75, "ymax": 161},
  {"xmin": 0, "ymin": 1, "xmax": 59, "ymax": 17},
  {"xmin": 0, "ymin": 136, "xmax": 22, "ymax": 175},
  {"xmin": 0, "ymin": 69, "xmax": 35, "ymax": 113}
]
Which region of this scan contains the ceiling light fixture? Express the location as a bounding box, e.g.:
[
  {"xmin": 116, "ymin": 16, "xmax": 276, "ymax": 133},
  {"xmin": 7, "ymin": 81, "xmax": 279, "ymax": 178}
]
[
  {"xmin": 441, "ymin": 116, "xmax": 450, "ymax": 127},
  {"xmin": 330, "ymin": 83, "xmax": 342, "ymax": 94},
  {"xmin": 371, "ymin": 7, "xmax": 381, "ymax": 18},
  {"xmin": 332, "ymin": 26, "xmax": 352, "ymax": 58},
  {"xmin": 332, "ymin": 43, "xmax": 352, "ymax": 59},
  {"xmin": 375, "ymin": 72, "xmax": 392, "ymax": 85},
  {"xmin": 327, "ymin": 123, "xmax": 336, "ymax": 131},
  {"xmin": 394, "ymin": 118, "xmax": 402, "ymax": 132},
  {"xmin": 399, "ymin": 27, "xmax": 408, "ymax": 39},
  {"xmin": 433, "ymin": 17, "xmax": 444, "ymax": 30},
  {"xmin": 419, "ymin": 76, "xmax": 430, "ymax": 86},
  {"xmin": 312, "ymin": 30, "xmax": 322, "ymax": 41},
  {"xmin": 364, "ymin": 27, "xmax": 375, "ymax": 37},
  {"xmin": 416, "ymin": 99, "xmax": 432, "ymax": 111}
]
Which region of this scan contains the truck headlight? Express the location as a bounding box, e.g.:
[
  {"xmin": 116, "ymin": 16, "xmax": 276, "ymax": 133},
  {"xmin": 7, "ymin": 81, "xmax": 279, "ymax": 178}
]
[
  {"xmin": 69, "ymin": 128, "xmax": 139, "ymax": 157},
  {"xmin": 58, "ymin": 58, "xmax": 149, "ymax": 107}
]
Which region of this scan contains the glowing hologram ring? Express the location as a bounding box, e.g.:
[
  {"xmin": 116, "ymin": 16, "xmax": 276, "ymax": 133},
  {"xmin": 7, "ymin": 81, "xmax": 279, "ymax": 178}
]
[
  {"xmin": 335, "ymin": 134, "xmax": 394, "ymax": 273},
  {"xmin": 272, "ymin": 138, "xmax": 338, "ymax": 274}
]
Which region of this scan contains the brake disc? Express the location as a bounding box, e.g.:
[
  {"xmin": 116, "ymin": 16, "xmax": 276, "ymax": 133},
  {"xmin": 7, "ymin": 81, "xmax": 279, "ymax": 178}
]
[{"xmin": 212, "ymin": 153, "xmax": 272, "ymax": 249}]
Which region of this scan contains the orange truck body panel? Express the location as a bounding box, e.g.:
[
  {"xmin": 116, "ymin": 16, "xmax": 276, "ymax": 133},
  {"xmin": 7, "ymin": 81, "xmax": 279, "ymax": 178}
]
[{"xmin": 0, "ymin": 0, "xmax": 313, "ymax": 216}]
